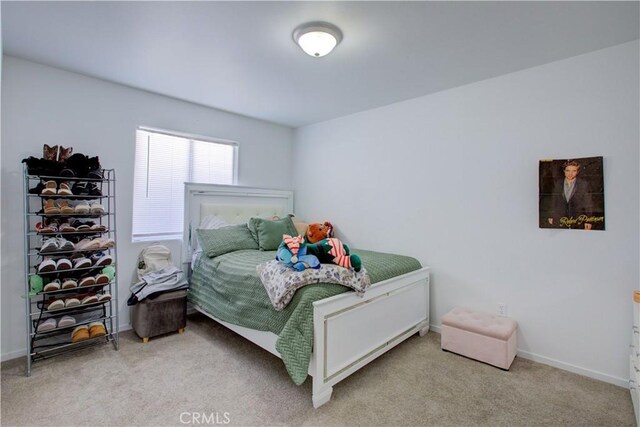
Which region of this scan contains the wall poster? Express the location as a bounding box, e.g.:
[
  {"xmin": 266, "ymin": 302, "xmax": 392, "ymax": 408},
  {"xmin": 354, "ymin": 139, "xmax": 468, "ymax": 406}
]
[{"xmin": 539, "ymin": 156, "xmax": 605, "ymax": 230}]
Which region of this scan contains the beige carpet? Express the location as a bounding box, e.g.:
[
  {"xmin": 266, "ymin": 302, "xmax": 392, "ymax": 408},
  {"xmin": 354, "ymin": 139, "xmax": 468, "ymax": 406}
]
[{"xmin": 1, "ymin": 313, "xmax": 634, "ymax": 426}]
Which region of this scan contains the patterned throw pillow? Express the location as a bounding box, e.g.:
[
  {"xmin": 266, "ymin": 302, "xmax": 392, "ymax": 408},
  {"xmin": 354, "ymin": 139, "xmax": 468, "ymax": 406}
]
[{"xmin": 196, "ymin": 224, "xmax": 258, "ymax": 258}]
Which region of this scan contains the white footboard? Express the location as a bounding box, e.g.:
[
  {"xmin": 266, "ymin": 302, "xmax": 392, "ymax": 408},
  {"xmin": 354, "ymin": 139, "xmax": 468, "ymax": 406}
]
[{"xmin": 310, "ymin": 267, "xmax": 430, "ymax": 408}]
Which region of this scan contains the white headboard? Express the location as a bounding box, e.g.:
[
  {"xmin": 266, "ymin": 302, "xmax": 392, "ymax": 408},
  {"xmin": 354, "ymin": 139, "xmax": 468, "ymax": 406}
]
[{"xmin": 183, "ymin": 183, "xmax": 294, "ymax": 262}]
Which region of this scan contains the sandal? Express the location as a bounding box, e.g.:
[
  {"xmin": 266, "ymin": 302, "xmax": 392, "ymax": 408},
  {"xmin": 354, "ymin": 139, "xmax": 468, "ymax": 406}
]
[
  {"xmin": 65, "ymin": 298, "xmax": 80, "ymax": 308},
  {"xmin": 40, "ymin": 181, "xmax": 57, "ymax": 196},
  {"xmin": 43, "ymin": 199, "xmax": 60, "ymax": 215},
  {"xmin": 81, "ymin": 295, "xmax": 98, "ymax": 305},
  {"xmin": 57, "ymin": 182, "xmax": 72, "ymax": 196},
  {"xmin": 87, "ymin": 183, "xmax": 103, "ymax": 197},
  {"xmin": 98, "ymin": 293, "xmax": 112, "ymax": 302}
]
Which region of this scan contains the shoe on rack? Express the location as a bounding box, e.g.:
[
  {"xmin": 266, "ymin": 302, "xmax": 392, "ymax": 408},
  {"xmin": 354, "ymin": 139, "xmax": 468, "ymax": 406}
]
[
  {"xmin": 75, "ymin": 201, "xmax": 90, "ymax": 215},
  {"xmin": 61, "ymin": 278, "xmax": 78, "ymax": 289},
  {"xmin": 73, "ymin": 257, "xmax": 92, "ymax": 269},
  {"xmin": 57, "ymin": 315, "xmax": 76, "ymax": 328},
  {"xmin": 79, "ymin": 276, "xmax": 96, "ymax": 287},
  {"xmin": 89, "ymin": 322, "xmax": 106, "ymax": 338},
  {"xmin": 71, "ymin": 325, "xmax": 89, "ymax": 343},
  {"xmin": 91, "ymin": 253, "xmax": 113, "ymax": 267},
  {"xmin": 40, "ymin": 181, "xmax": 57, "ymax": 196},
  {"xmin": 57, "ymin": 238, "xmax": 75, "ymax": 252},
  {"xmin": 81, "ymin": 295, "xmax": 98, "ymax": 305},
  {"xmin": 98, "ymin": 293, "xmax": 112, "ymax": 302},
  {"xmin": 56, "ymin": 258, "xmax": 73, "ymax": 271},
  {"xmin": 43, "ymin": 279, "xmax": 61, "ymax": 292},
  {"xmin": 40, "ymin": 238, "xmax": 59, "ymax": 253},
  {"xmin": 43, "ymin": 199, "xmax": 60, "ymax": 215},
  {"xmin": 58, "ymin": 200, "xmax": 75, "ymax": 215},
  {"xmin": 38, "ymin": 258, "xmax": 57, "ymax": 274},
  {"xmin": 90, "ymin": 203, "xmax": 105, "ymax": 215},
  {"xmin": 37, "ymin": 318, "xmax": 57, "ymax": 332},
  {"xmin": 65, "ymin": 298, "xmax": 80, "ymax": 308},
  {"xmin": 95, "ymin": 273, "xmax": 110, "ymax": 285},
  {"xmin": 58, "ymin": 222, "xmax": 76, "ymax": 233},
  {"xmin": 57, "ymin": 182, "xmax": 72, "ymax": 196},
  {"xmin": 101, "ymin": 266, "xmax": 116, "ymax": 281},
  {"xmin": 47, "ymin": 299, "xmax": 65, "ymax": 311}
]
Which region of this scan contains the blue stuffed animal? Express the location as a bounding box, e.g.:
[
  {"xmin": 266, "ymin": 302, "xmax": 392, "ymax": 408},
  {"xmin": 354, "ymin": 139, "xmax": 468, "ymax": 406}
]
[{"xmin": 276, "ymin": 235, "xmax": 320, "ymax": 271}]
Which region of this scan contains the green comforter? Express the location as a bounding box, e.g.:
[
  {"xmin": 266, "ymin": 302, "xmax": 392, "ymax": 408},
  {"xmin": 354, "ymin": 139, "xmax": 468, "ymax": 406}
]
[{"xmin": 188, "ymin": 249, "xmax": 422, "ymax": 385}]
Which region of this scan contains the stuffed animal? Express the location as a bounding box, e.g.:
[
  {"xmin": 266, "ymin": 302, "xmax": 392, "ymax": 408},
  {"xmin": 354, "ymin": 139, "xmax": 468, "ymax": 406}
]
[
  {"xmin": 306, "ymin": 238, "xmax": 362, "ymax": 272},
  {"xmin": 276, "ymin": 235, "xmax": 320, "ymax": 271},
  {"xmin": 306, "ymin": 221, "xmax": 333, "ymax": 243}
]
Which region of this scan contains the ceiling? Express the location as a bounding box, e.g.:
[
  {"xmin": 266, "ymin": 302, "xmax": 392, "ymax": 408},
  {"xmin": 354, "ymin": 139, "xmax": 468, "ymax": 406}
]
[{"xmin": 2, "ymin": 1, "xmax": 638, "ymax": 128}]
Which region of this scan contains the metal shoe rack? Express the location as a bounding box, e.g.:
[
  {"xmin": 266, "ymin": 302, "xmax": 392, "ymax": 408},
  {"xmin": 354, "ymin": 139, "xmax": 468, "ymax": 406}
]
[{"xmin": 22, "ymin": 165, "xmax": 119, "ymax": 376}]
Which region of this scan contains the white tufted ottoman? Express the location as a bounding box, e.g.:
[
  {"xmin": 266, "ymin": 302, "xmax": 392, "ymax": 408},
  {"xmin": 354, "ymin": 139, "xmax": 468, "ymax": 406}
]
[{"xmin": 441, "ymin": 307, "xmax": 517, "ymax": 370}]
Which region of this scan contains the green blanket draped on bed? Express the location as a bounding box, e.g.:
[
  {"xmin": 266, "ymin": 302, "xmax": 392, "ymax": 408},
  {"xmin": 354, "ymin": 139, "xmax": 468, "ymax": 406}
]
[{"xmin": 188, "ymin": 249, "xmax": 422, "ymax": 385}]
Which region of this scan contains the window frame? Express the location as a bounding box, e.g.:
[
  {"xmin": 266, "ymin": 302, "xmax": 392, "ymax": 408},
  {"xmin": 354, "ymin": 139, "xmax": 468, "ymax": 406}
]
[{"xmin": 132, "ymin": 126, "xmax": 239, "ymax": 242}]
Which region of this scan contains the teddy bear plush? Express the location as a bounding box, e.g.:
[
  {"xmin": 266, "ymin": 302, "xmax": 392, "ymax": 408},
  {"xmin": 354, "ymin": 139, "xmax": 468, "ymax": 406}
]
[
  {"xmin": 306, "ymin": 238, "xmax": 362, "ymax": 272},
  {"xmin": 276, "ymin": 235, "xmax": 320, "ymax": 271},
  {"xmin": 306, "ymin": 221, "xmax": 334, "ymax": 243}
]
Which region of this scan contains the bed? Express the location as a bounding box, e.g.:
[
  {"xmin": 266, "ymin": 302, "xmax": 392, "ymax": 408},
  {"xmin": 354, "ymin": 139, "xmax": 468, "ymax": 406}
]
[{"xmin": 182, "ymin": 183, "xmax": 430, "ymax": 408}]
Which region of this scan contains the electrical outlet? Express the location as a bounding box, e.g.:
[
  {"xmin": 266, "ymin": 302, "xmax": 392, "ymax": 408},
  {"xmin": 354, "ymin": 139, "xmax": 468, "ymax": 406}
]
[{"xmin": 498, "ymin": 303, "xmax": 507, "ymax": 317}]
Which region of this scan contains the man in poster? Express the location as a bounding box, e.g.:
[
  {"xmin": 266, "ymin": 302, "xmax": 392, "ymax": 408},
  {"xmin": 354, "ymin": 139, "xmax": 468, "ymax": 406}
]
[{"xmin": 539, "ymin": 157, "xmax": 605, "ymax": 230}]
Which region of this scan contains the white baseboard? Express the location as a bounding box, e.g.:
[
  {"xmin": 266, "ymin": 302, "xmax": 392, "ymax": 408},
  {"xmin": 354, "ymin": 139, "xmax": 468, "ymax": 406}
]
[
  {"xmin": 516, "ymin": 349, "xmax": 628, "ymax": 388},
  {"xmin": 1, "ymin": 323, "xmax": 132, "ymax": 363},
  {"xmin": 428, "ymin": 323, "xmax": 627, "ymax": 388}
]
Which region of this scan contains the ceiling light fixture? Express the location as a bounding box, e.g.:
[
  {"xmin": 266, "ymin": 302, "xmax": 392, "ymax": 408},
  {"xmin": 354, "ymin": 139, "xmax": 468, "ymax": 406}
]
[{"xmin": 292, "ymin": 22, "xmax": 343, "ymax": 58}]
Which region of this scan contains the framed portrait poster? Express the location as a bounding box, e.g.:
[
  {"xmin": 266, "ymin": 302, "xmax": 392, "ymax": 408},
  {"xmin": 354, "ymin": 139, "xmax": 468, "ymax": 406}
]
[{"xmin": 539, "ymin": 156, "xmax": 605, "ymax": 230}]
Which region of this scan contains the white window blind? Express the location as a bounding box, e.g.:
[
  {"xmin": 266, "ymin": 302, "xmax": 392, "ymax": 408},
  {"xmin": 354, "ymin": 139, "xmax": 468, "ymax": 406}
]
[{"xmin": 132, "ymin": 128, "xmax": 237, "ymax": 241}]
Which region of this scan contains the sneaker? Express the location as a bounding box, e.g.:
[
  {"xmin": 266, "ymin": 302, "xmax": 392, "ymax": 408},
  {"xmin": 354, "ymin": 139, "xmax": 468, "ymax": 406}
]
[
  {"xmin": 57, "ymin": 238, "xmax": 75, "ymax": 252},
  {"xmin": 56, "ymin": 258, "xmax": 73, "ymax": 271},
  {"xmin": 79, "ymin": 276, "xmax": 96, "ymax": 287},
  {"xmin": 37, "ymin": 259, "xmax": 57, "ymax": 274},
  {"xmin": 91, "ymin": 253, "xmax": 113, "ymax": 267},
  {"xmin": 73, "ymin": 258, "xmax": 92, "ymax": 269},
  {"xmin": 40, "ymin": 238, "xmax": 59, "ymax": 253}
]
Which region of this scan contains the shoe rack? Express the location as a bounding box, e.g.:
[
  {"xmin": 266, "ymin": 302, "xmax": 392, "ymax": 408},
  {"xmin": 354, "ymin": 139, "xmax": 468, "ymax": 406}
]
[{"xmin": 22, "ymin": 165, "xmax": 119, "ymax": 376}]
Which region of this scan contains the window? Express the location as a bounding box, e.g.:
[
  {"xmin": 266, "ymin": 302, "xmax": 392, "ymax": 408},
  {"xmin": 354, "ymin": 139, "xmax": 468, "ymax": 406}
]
[{"xmin": 132, "ymin": 127, "xmax": 237, "ymax": 241}]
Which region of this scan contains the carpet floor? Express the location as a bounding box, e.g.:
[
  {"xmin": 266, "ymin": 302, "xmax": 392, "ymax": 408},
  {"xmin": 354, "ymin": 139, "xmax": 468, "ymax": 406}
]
[{"xmin": 1, "ymin": 313, "xmax": 634, "ymax": 426}]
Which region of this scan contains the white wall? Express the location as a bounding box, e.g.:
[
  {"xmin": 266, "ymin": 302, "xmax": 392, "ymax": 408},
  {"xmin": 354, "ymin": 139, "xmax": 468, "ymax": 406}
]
[
  {"xmin": 293, "ymin": 41, "xmax": 639, "ymax": 385},
  {"xmin": 1, "ymin": 56, "xmax": 294, "ymax": 360}
]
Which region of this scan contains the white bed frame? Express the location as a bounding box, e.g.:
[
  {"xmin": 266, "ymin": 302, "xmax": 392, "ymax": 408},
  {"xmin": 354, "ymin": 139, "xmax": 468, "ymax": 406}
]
[{"xmin": 183, "ymin": 183, "xmax": 430, "ymax": 408}]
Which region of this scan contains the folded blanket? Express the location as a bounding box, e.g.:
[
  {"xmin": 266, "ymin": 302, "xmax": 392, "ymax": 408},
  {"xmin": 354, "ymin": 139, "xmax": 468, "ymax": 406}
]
[{"xmin": 257, "ymin": 260, "xmax": 371, "ymax": 311}]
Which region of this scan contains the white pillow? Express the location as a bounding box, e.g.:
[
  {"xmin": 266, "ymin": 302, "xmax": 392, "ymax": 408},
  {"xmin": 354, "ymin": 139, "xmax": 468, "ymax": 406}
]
[{"xmin": 199, "ymin": 215, "xmax": 230, "ymax": 229}]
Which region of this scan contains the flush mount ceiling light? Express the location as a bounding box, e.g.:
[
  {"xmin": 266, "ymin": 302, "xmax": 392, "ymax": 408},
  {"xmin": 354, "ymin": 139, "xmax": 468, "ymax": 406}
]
[{"xmin": 292, "ymin": 22, "xmax": 343, "ymax": 58}]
